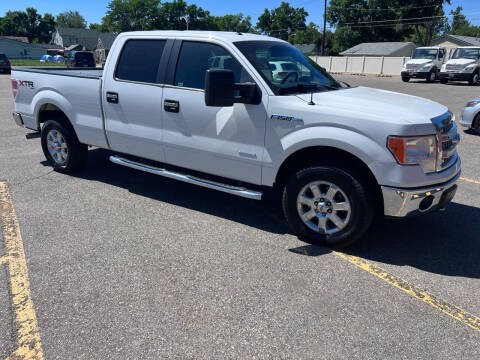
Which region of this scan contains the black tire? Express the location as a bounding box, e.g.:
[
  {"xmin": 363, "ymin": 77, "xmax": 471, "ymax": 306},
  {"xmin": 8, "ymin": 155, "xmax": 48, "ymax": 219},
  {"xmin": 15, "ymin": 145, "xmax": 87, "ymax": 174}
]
[
  {"xmin": 426, "ymin": 70, "xmax": 436, "ymax": 83},
  {"xmin": 401, "ymin": 76, "xmax": 410, "ymax": 82},
  {"xmin": 468, "ymin": 71, "xmax": 479, "ymax": 85},
  {"xmin": 473, "ymin": 114, "xmax": 480, "ymax": 135},
  {"xmin": 282, "ymin": 163, "xmax": 374, "ymax": 248},
  {"xmin": 41, "ymin": 119, "xmax": 87, "ymax": 173},
  {"xmin": 440, "ymin": 78, "xmax": 448, "ymax": 84}
]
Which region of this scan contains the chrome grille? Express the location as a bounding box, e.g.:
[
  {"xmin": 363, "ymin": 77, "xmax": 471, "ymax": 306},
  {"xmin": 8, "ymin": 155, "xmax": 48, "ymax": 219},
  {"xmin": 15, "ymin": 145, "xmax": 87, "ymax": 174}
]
[
  {"xmin": 406, "ymin": 64, "xmax": 421, "ymax": 70},
  {"xmin": 446, "ymin": 64, "xmax": 462, "ymax": 71},
  {"xmin": 431, "ymin": 112, "xmax": 460, "ymax": 171}
]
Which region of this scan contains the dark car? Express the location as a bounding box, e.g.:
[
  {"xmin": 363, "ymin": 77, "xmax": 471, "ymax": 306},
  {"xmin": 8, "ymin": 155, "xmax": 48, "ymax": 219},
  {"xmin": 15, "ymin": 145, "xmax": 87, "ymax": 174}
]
[
  {"xmin": 69, "ymin": 51, "xmax": 95, "ymax": 68},
  {"xmin": 0, "ymin": 53, "xmax": 11, "ymax": 74}
]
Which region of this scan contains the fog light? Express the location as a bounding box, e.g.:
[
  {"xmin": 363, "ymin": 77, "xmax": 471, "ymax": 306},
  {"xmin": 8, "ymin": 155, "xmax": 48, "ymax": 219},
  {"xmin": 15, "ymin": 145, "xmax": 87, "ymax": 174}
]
[{"xmin": 419, "ymin": 195, "xmax": 434, "ymax": 211}]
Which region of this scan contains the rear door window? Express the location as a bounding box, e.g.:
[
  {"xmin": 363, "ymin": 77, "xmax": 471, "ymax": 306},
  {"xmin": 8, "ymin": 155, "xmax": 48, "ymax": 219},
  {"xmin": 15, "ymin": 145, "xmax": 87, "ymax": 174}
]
[{"xmin": 115, "ymin": 39, "xmax": 166, "ymax": 83}]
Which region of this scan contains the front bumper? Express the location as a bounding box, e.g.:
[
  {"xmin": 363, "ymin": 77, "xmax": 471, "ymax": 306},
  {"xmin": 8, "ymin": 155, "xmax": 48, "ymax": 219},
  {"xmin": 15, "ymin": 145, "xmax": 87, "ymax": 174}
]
[
  {"xmin": 12, "ymin": 112, "xmax": 24, "ymax": 127},
  {"xmin": 401, "ymin": 71, "xmax": 430, "ymax": 79},
  {"xmin": 381, "ymin": 170, "xmax": 461, "ymax": 217},
  {"xmin": 439, "ymin": 72, "xmax": 471, "ymax": 81}
]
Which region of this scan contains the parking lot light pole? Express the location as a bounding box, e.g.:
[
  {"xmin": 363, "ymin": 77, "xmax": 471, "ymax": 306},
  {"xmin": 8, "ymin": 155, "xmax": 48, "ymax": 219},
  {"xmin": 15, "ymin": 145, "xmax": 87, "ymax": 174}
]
[{"xmin": 322, "ymin": 0, "xmax": 327, "ymax": 56}]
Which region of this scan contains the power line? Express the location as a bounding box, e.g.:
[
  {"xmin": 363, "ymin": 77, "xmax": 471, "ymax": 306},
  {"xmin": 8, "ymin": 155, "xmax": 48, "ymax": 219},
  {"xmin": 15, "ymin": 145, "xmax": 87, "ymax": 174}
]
[{"xmin": 342, "ymin": 15, "xmax": 444, "ymax": 25}]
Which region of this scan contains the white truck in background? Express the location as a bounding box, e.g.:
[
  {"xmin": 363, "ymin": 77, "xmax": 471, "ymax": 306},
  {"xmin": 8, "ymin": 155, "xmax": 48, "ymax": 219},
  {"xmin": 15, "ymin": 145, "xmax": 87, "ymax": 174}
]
[
  {"xmin": 401, "ymin": 46, "xmax": 447, "ymax": 83},
  {"xmin": 11, "ymin": 31, "xmax": 461, "ymax": 248},
  {"xmin": 439, "ymin": 46, "xmax": 480, "ymax": 85}
]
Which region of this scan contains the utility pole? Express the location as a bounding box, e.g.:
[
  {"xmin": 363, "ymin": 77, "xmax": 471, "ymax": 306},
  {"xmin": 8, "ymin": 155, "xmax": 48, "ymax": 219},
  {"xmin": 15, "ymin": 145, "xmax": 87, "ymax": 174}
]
[{"xmin": 322, "ymin": 0, "xmax": 327, "ymax": 56}]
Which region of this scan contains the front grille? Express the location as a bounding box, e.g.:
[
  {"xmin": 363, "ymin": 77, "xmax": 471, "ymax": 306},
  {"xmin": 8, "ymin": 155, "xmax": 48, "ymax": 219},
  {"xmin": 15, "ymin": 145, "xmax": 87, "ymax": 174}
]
[
  {"xmin": 431, "ymin": 112, "xmax": 459, "ymax": 171},
  {"xmin": 446, "ymin": 64, "xmax": 462, "ymax": 71},
  {"xmin": 406, "ymin": 64, "xmax": 421, "ymax": 70}
]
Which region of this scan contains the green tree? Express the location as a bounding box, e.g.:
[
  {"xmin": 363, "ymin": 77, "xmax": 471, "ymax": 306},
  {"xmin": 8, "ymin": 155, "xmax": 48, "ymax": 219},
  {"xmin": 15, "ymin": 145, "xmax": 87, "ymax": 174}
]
[
  {"xmin": 449, "ymin": 6, "xmax": 480, "ymax": 36},
  {"xmin": 214, "ymin": 13, "xmax": 254, "ymax": 33},
  {"xmin": 56, "ymin": 10, "xmax": 87, "ymax": 29},
  {"xmin": 0, "ymin": 8, "xmax": 55, "ymax": 43},
  {"xmin": 256, "ymin": 2, "xmax": 308, "ymax": 41}
]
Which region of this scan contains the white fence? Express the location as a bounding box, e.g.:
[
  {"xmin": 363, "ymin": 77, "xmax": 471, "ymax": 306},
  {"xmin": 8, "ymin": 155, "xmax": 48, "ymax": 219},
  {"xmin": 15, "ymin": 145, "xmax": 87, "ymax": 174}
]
[{"xmin": 310, "ymin": 56, "xmax": 411, "ymax": 75}]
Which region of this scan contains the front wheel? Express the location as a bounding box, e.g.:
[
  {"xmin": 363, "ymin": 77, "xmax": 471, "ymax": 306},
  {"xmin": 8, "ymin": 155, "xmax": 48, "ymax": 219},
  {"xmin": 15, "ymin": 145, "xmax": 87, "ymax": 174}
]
[
  {"xmin": 401, "ymin": 76, "xmax": 410, "ymax": 82},
  {"xmin": 440, "ymin": 78, "xmax": 448, "ymax": 84},
  {"xmin": 469, "ymin": 72, "xmax": 479, "ymax": 85},
  {"xmin": 41, "ymin": 119, "xmax": 88, "ymax": 173},
  {"xmin": 426, "ymin": 70, "xmax": 436, "ymax": 83},
  {"xmin": 282, "ymin": 164, "xmax": 374, "ymax": 248}
]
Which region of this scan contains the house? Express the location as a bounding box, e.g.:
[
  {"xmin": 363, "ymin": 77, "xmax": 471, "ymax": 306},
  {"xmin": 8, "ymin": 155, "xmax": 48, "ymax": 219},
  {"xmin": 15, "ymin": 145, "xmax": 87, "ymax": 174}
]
[
  {"xmin": 51, "ymin": 28, "xmax": 100, "ymax": 51},
  {"xmin": 430, "ymin": 34, "xmax": 480, "ymax": 57},
  {"xmin": 0, "ymin": 38, "xmax": 45, "ymax": 59},
  {"xmin": 340, "ymin": 42, "xmax": 417, "ymax": 57},
  {"xmin": 95, "ymin": 32, "xmax": 118, "ymax": 63}
]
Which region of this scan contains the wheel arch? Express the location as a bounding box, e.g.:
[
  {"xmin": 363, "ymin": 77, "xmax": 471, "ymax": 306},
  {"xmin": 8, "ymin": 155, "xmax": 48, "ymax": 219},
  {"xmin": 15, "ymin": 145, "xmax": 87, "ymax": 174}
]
[
  {"xmin": 37, "ymin": 103, "xmax": 78, "ymax": 141},
  {"xmin": 273, "ymin": 146, "xmax": 384, "ymax": 213}
]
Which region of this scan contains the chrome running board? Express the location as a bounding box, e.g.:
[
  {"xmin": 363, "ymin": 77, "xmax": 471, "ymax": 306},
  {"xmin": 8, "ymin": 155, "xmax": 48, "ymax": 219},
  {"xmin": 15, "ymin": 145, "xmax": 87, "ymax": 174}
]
[{"xmin": 109, "ymin": 156, "xmax": 263, "ymax": 200}]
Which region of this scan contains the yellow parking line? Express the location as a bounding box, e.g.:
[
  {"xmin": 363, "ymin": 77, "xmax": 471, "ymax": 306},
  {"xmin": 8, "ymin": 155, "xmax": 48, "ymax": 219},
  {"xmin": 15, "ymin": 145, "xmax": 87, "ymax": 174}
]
[
  {"xmin": 460, "ymin": 177, "xmax": 480, "ymax": 185},
  {"xmin": 0, "ymin": 181, "xmax": 45, "ymax": 360},
  {"xmin": 334, "ymin": 251, "xmax": 480, "ymax": 332},
  {"xmin": 0, "ymin": 255, "xmax": 10, "ymax": 266}
]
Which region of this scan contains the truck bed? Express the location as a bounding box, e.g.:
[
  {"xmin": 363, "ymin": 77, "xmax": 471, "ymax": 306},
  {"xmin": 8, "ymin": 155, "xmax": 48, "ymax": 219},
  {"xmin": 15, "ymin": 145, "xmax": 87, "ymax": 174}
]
[{"xmin": 12, "ymin": 67, "xmax": 103, "ymax": 79}]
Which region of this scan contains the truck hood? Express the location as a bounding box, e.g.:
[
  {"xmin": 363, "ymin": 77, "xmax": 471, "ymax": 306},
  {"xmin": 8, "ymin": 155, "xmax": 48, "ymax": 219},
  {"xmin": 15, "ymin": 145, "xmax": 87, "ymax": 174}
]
[
  {"xmin": 445, "ymin": 59, "xmax": 476, "ymax": 66},
  {"xmin": 407, "ymin": 58, "xmax": 434, "ymax": 65},
  {"xmin": 295, "ymin": 86, "xmax": 447, "ymax": 126}
]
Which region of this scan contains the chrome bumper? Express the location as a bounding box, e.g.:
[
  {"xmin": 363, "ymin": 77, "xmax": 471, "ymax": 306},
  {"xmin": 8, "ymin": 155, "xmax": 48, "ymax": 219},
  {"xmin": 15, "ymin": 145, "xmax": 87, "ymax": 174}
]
[
  {"xmin": 381, "ymin": 171, "xmax": 461, "ymax": 217},
  {"xmin": 12, "ymin": 112, "xmax": 24, "ymax": 127}
]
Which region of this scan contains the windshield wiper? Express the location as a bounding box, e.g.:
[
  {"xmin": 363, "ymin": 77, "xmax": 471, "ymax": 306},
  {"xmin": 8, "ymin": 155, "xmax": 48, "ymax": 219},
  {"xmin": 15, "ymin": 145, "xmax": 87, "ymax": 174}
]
[{"xmin": 278, "ymin": 83, "xmax": 340, "ymax": 95}]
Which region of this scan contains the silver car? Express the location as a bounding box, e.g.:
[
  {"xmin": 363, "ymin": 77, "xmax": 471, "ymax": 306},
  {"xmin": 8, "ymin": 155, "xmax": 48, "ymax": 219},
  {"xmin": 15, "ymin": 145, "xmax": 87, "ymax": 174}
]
[{"xmin": 460, "ymin": 99, "xmax": 480, "ymax": 133}]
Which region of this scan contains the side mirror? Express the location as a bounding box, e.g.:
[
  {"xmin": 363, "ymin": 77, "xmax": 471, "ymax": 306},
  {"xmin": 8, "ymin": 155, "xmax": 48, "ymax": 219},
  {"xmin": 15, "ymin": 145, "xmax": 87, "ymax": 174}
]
[
  {"xmin": 205, "ymin": 69, "xmax": 235, "ymax": 107},
  {"xmin": 205, "ymin": 69, "xmax": 262, "ymax": 107}
]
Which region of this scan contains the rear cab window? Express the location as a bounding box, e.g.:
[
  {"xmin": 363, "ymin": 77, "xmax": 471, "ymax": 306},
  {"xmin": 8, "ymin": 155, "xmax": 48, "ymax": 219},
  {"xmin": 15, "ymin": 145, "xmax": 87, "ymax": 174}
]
[{"xmin": 115, "ymin": 39, "xmax": 166, "ymax": 83}]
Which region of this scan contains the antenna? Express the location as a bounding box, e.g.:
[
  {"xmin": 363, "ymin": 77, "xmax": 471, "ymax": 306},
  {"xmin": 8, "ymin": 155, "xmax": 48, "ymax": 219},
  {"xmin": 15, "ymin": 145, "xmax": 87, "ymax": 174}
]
[{"xmin": 308, "ymin": 92, "xmax": 315, "ymax": 105}]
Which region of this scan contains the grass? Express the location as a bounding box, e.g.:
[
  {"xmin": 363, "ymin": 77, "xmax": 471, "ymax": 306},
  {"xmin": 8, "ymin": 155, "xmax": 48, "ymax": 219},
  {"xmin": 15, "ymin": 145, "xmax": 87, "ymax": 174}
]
[{"xmin": 10, "ymin": 59, "xmax": 66, "ymax": 67}]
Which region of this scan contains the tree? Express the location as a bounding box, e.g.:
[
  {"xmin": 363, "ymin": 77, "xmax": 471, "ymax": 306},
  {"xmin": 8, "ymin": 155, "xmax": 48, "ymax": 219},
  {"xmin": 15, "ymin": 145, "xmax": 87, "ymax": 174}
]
[
  {"xmin": 256, "ymin": 2, "xmax": 308, "ymax": 41},
  {"xmin": 449, "ymin": 6, "xmax": 480, "ymax": 36},
  {"xmin": 56, "ymin": 10, "xmax": 87, "ymax": 29},
  {"xmin": 328, "ymin": 0, "xmax": 451, "ymax": 49},
  {"xmin": 214, "ymin": 13, "xmax": 254, "ymax": 33},
  {"xmin": 0, "ymin": 8, "xmax": 55, "ymax": 43}
]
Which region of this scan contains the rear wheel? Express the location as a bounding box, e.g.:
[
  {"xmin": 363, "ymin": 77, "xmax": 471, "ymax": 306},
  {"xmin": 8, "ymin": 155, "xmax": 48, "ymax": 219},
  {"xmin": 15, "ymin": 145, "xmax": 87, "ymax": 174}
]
[
  {"xmin": 282, "ymin": 164, "xmax": 374, "ymax": 248},
  {"xmin": 401, "ymin": 76, "xmax": 410, "ymax": 82},
  {"xmin": 41, "ymin": 119, "xmax": 87, "ymax": 173},
  {"xmin": 440, "ymin": 78, "xmax": 448, "ymax": 84}
]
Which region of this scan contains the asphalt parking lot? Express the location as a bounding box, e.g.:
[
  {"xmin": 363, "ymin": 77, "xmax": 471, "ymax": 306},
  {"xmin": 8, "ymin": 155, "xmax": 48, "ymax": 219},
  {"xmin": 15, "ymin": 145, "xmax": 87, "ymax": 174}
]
[{"xmin": 1, "ymin": 73, "xmax": 479, "ymax": 359}]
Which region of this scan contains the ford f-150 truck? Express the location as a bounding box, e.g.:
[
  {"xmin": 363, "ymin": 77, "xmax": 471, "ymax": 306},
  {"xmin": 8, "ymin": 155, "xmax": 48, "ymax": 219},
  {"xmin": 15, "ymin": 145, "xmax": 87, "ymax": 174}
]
[
  {"xmin": 11, "ymin": 31, "xmax": 461, "ymax": 248},
  {"xmin": 439, "ymin": 46, "xmax": 480, "ymax": 85}
]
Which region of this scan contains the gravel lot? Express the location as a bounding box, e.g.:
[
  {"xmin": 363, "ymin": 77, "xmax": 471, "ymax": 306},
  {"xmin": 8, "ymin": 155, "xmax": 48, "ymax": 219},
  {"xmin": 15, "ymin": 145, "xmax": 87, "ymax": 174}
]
[{"xmin": 1, "ymin": 73, "xmax": 479, "ymax": 359}]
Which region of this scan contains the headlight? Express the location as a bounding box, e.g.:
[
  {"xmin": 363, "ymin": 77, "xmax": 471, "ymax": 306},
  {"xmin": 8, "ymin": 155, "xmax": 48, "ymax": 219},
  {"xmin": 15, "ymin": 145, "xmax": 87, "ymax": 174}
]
[
  {"xmin": 466, "ymin": 100, "xmax": 480, "ymax": 107},
  {"xmin": 387, "ymin": 135, "xmax": 437, "ymax": 173},
  {"xmin": 421, "ymin": 62, "xmax": 433, "ymax": 70},
  {"xmin": 441, "ymin": 64, "xmax": 446, "ymax": 72},
  {"xmin": 463, "ymin": 65, "xmax": 476, "ymax": 72}
]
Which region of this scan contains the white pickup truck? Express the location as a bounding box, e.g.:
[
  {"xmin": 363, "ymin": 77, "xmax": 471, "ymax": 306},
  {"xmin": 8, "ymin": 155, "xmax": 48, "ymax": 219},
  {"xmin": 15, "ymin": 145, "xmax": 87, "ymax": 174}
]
[{"xmin": 11, "ymin": 31, "xmax": 461, "ymax": 247}]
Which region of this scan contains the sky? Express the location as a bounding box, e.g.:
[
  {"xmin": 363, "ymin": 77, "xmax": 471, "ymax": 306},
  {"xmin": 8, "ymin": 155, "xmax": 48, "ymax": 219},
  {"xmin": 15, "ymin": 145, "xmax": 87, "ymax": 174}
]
[{"xmin": 1, "ymin": 0, "xmax": 480, "ymax": 28}]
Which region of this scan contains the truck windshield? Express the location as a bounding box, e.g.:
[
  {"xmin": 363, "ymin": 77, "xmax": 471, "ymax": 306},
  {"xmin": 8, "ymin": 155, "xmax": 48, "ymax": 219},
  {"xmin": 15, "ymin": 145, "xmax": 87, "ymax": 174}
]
[
  {"xmin": 234, "ymin": 40, "xmax": 342, "ymax": 95},
  {"xmin": 452, "ymin": 48, "xmax": 480, "ymax": 60},
  {"xmin": 412, "ymin": 48, "xmax": 438, "ymax": 59}
]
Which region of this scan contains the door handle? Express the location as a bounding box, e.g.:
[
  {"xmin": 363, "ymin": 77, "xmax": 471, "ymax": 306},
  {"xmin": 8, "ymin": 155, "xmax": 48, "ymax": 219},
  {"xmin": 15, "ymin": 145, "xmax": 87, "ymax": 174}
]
[
  {"xmin": 106, "ymin": 92, "xmax": 119, "ymax": 104},
  {"xmin": 164, "ymin": 99, "xmax": 179, "ymax": 113}
]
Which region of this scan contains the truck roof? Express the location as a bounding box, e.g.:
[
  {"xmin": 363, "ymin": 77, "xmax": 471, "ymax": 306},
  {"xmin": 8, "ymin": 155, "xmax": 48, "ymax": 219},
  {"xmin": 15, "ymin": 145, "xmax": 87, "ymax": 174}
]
[
  {"xmin": 455, "ymin": 46, "xmax": 480, "ymax": 49},
  {"xmin": 117, "ymin": 30, "xmax": 285, "ymax": 43},
  {"xmin": 416, "ymin": 46, "xmax": 444, "ymax": 49}
]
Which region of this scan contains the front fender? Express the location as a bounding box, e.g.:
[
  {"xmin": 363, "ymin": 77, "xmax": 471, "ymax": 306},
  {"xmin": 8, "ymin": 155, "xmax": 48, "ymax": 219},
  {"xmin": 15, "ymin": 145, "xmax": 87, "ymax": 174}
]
[{"xmin": 262, "ymin": 126, "xmax": 392, "ymax": 186}]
